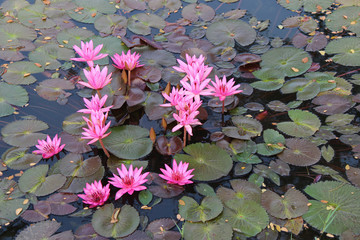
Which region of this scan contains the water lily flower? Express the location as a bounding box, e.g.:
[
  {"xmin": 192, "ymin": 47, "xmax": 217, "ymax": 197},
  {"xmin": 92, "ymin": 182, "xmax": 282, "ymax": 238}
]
[
  {"xmin": 111, "ymin": 50, "xmax": 144, "ymax": 71},
  {"xmin": 78, "ymin": 180, "xmax": 110, "ymax": 208},
  {"xmin": 109, "ymin": 164, "xmax": 149, "ymax": 200},
  {"xmin": 33, "ymin": 134, "xmax": 65, "ymax": 159},
  {"xmin": 181, "ymin": 73, "xmax": 212, "ymax": 102},
  {"xmin": 78, "ymin": 94, "xmax": 112, "ymax": 114},
  {"xmin": 79, "ymin": 65, "xmax": 112, "ymax": 90},
  {"xmin": 160, "ymin": 87, "xmax": 185, "ymax": 110},
  {"xmin": 173, "ymin": 54, "xmax": 212, "ymax": 82},
  {"xmin": 208, "ymin": 75, "xmax": 242, "ymax": 102},
  {"xmin": 159, "ymin": 159, "xmax": 194, "ymax": 185},
  {"xmin": 81, "ymin": 111, "xmax": 111, "ymax": 145},
  {"xmin": 172, "ymin": 109, "xmax": 202, "ymax": 137},
  {"xmin": 70, "ymin": 40, "xmax": 108, "ymax": 68}
]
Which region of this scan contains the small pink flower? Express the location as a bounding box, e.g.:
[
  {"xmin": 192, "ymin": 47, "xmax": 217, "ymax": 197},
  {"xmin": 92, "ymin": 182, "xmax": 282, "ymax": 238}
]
[
  {"xmin": 79, "ymin": 65, "xmax": 112, "ymax": 90},
  {"xmin": 159, "ymin": 159, "xmax": 194, "ymax": 185},
  {"xmin": 71, "ymin": 40, "xmax": 108, "ymax": 68},
  {"xmin": 173, "ymin": 54, "xmax": 212, "ymax": 81},
  {"xmin": 33, "ymin": 134, "xmax": 65, "ymax": 159},
  {"xmin": 82, "ymin": 111, "xmax": 111, "ymax": 145},
  {"xmin": 181, "ymin": 74, "xmax": 212, "ymax": 102},
  {"xmin": 172, "ymin": 109, "xmax": 202, "ymax": 136},
  {"xmin": 78, "ymin": 94, "xmax": 112, "ymax": 114},
  {"xmin": 78, "ymin": 180, "xmax": 110, "ymax": 208},
  {"xmin": 160, "ymin": 87, "xmax": 185, "ymax": 109},
  {"xmin": 109, "ymin": 164, "xmax": 149, "ymax": 200},
  {"xmin": 111, "ymin": 50, "xmax": 143, "ymax": 71},
  {"xmin": 208, "ymin": 75, "xmax": 243, "ymax": 101}
]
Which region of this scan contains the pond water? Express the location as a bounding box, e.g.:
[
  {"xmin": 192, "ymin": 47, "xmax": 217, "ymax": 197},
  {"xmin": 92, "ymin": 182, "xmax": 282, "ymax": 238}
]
[{"xmin": 0, "ymin": 0, "xmax": 360, "ymax": 240}]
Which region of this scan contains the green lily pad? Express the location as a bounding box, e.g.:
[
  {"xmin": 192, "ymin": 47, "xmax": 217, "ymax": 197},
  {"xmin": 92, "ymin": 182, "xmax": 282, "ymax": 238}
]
[
  {"xmin": 325, "ymin": 37, "xmax": 360, "ymax": 66},
  {"xmin": 90, "ymin": 36, "xmax": 128, "ymax": 65},
  {"xmin": 62, "ymin": 112, "xmax": 87, "ymax": 135},
  {"xmin": 0, "ymin": 179, "xmax": 30, "ymax": 226},
  {"xmin": 261, "ymin": 189, "xmax": 308, "ymax": 219},
  {"xmin": 223, "ymin": 199, "xmax": 269, "ymax": 236},
  {"xmin": 1, "ymin": 119, "xmax": 48, "ymax": 147},
  {"xmin": 278, "ymin": 138, "xmax": 321, "ymax": 166},
  {"xmin": 1, "ymin": 147, "xmax": 41, "ymax": 170},
  {"xmin": 61, "ymin": 166, "xmax": 105, "ymax": 193},
  {"xmin": 257, "ymin": 129, "xmax": 285, "ymax": 156},
  {"xmin": 59, "ymin": 153, "xmax": 101, "ymax": 178},
  {"xmin": 94, "ymin": 14, "xmax": 127, "ymax": 36},
  {"xmin": 179, "ymin": 196, "xmax": 223, "ymax": 222},
  {"xmin": 281, "ymin": 78, "xmax": 320, "ymax": 101},
  {"xmin": 0, "ymin": 0, "xmax": 30, "ymax": 16},
  {"xmin": 183, "ymin": 219, "xmax": 233, "ymax": 240},
  {"xmin": 222, "ymin": 116, "xmax": 263, "ymax": 140},
  {"xmin": 312, "ymin": 94, "xmax": 352, "ymax": 115},
  {"xmin": 68, "ymin": 0, "xmax": 116, "ymax": 24},
  {"xmin": 181, "ymin": 3, "xmax": 215, "ymax": 22},
  {"xmin": 102, "ymin": 125, "xmax": 153, "ymax": 160},
  {"xmin": 18, "ymin": 3, "xmax": 56, "ymax": 29},
  {"xmin": 0, "ymin": 23, "xmax": 37, "ymax": 48},
  {"xmin": 277, "ymin": 0, "xmax": 333, "ymax": 12},
  {"xmin": 15, "ymin": 220, "xmax": 61, "ymax": 240},
  {"xmin": 195, "ymin": 183, "xmax": 216, "ymax": 197},
  {"xmin": 303, "ymin": 181, "xmax": 360, "ymax": 235},
  {"xmin": 321, "ymin": 145, "xmax": 335, "ymax": 162},
  {"xmin": 251, "ymin": 68, "xmax": 285, "ymax": 91},
  {"xmin": 277, "ymin": 109, "xmax": 321, "ymax": 137},
  {"xmin": 174, "ymin": 143, "xmax": 232, "ymax": 181},
  {"xmin": 326, "ymin": 7, "xmax": 360, "ymax": 36},
  {"xmin": 29, "ymin": 43, "xmax": 75, "ymax": 70},
  {"xmin": 346, "ymin": 166, "xmax": 360, "ymax": 187},
  {"xmin": 2, "ymin": 61, "xmax": 44, "ymax": 85},
  {"xmin": 56, "ymin": 28, "xmax": 94, "ymax": 49},
  {"xmin": 206, "ymin": 19, "xmax": 256, "ymax": 47},
  {"xmin": 0, "ymin": 82, "xmax": 28, "ymax": 117},
  {"xmin": 19, "ymin": 164, "xmax": 66, "ymax": 197},
  {"xmin": 326, "ymin": 114, "xmax": 354, "ymax": 127},
  {"xmin": 92, "ymin": 204, "xmax": 139, "ymax": 238},
  {"xmin": 128, "ymin": 13, "xmax": 166, "ymax": 35},
  {"xmin": 253, "ymin": 165, "xmax": 280, "ymax": 186},
  {"xmin": 260, "ymin": 47, "xmax": 312, "ymax": 77}
]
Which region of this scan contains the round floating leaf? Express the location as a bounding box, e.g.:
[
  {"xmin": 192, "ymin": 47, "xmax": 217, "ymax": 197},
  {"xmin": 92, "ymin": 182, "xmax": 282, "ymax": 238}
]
[
  {"xmin": 21, "ymin": 201, "xmax": 51, "ymax": 223},
  {"xmin": 278, "ymin": 138, "xmax": 321, "ymax": 166},
  {"xmin": 281, "ymin": 78, "xmax": 320, "ymax": 101},
  {"xmin": 312, "ymin": 94, "xmax": 352, "ymax": 115},
  {"xmin": 267, "ymin": 100, "xmax": 290, "ymax": 112},
  {"xmin": 326, "ymin": 114, "xmax": 354, "ymax": 127},
  {"xmin": 155, "ymin": 136, "xmax": 183, "ymax": 156},
  {"xmin": 47, "ymin": 193, "xmax": 78, "ymax": 216},
  {"xmin": 19, "ymin": 164, "xmax": 66, "ymax": 197},
  {"xmin": 0, "ymin": 180, "xmax": 30, "ymax": 226},
  {"xmin": 1, "ymin": 119, "xmax": 48, "ymax": 147},
  {"xmin": 69, "ymin": 0, "xmax": 116, "ymax": 23},
  {"xmin": 102, "ymin": 125, "xmax": 153, "ymax": 159},
  {"xmin": 277, "ymin": 0, "xmax": 333, "ymax": 12},
  {"xmin": 0, "ymin": 82, "xmax": 28, "ymax": 117},
  {"xmin": 128, "ymin": 13, "xmax": 166, "ymax": 35},
  {"xmin": 346, "ymin": 166, "xmax": 360, "ymax": 187},
  {"xmin": 183, "ymin": 219, "xmax": 233, "ymax": 240},
  {"xmin": 91, "ymin": 36, "xmax": 128, "ymax": 65},
  {"xmin": 277, "ymin": 109, "xmax": 321, "ymax": 137},
  {"xmin": 326, "ymin": 7, "xmax": 360, "ymax": 36},
  {"xmin": 148, "ymin": 173, "xmax": 184, "ymax": 198},
  {"xmin": 139, "ymin": 189, "xmax": 152, "ymax": 206},
  {"xmin": 15, "ymin": 220, "xmax": 61, "ymax": 240},
  {"xmin": 75, "ymin": 223, "xmax": 107, "ymax": 240},
  {"xmin": 56, "ymin": 28, "xmax": 94, "ymax": 49},
  {"xmin": 62, "ymin": 166, "xmax": 105, "ymax": 193},
  {"xmin": 222, "ymin": 116, "xmax": 263, "ymax": 140},
  {"xmin": 257, "ymin": 129, "xmax": 285, "ymax": 156},
  {"xmin": 325, "ymin": 37, "xmax": 360, "ymax": 66},
  {"xmin": 206, "ymin": 19, "xmax": 256, "ymax": 47},
  {"xmin": 2, "ymin": 61, "xmax": 44, "ymax": 85},
  {"xmin": 277, "ymin": 0, "xmax": 302, "ymax": 10},
  {"xmin": 178, "ymin": 196, "xmax": 223, "ymax": 222},
  {"xmin": 18, "ymin": 4, "xmax": 56, "ymax": 29},
  {"xmin": 261, "ymin": 189, "xmax": 308, "ymax": 219},
  {"xmin": 60, "ymin": 132, "xmax": 91, "ymax": 154},
  {"xmin": 253, "ymin": 165, "xmax": 280, "ymax": 186},
  {"xmin": 146, "ymin": 218, "xmax": 181, "ymax": 239},
  {"xmin": 321, "ymin": 145, "xmax": 335, "ymax": 162},
  {"xmin": 174, "ymin": 143, "xmax": 232, "ymax": 181},
  {"xmin": 36, "ymin": 78, "xmax": 75, "ymax": 101},
  {"xmin": 269, "ymin": 159, "xmax": 290, "ymax": 176},
  {"xmin": 59, "ymin": 153, "xmax": 101, "ymax": 177},
  {"xmin": 304, "ymin": 181, "xmax": 360, "ymax": 235},
  {"xmin": 223, "ymin": 199, "xmax": 269, "ymax": 236},
  {"xmin": 94, "ymin": 14, "xmax": 127, "ymax": 36},
  {"xmin": 195, "ymin": 183, "xmax": 216, "ymax": 197},
  {"xmin": 260, "ymin": 47, "xmax": 312, "ymax": 77},
  {"xmin": 0, "ymin": 23, "xmax": 37, "ymax": 48},
  {"xmin": 140, "ymin": 49, "xmax": 176, "ymax": 68},
  {"xmin": 62, "ymin": 112, "xmax": 87, "ymax": 135},
  {"xmin": 92, "ymin": 204, "xmax": 139, "ymax": 238},
  {"xmin": 234, "ymin": 162, "xmax": 252, "ymax": 176},
  {"xmin": 1, "ymin": 147, "xmax": 41, "ymax": 170},
  {"xmin": 251, "ymin": 68, "xmax": 285, "ymax": 91},
  {"xmin": 29, "ymin": 44, "xmax": 75, "ymax": 70},
  {"xmin": 181, "ymin": 3, "xmax": 215, "ymax": 22}
]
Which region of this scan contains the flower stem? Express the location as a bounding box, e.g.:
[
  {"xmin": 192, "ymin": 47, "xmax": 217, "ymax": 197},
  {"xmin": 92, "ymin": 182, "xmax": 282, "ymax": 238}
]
[
  {"xmin": 183, "ymin": 129, "xmax": 187, "ymax": 147},
  {"xmin": 128, "ymin": 70, "xmax": 131, "ymax": 87},
  {"xmin": 222, "ymin": 100, "xmax": 225, "ymax": 115},
  {"xmin": 99, "ymin": 138, "xmax": 110, "ymax": 158},
  {"xmin": 96, "ymin": 90, "xmax": 102, "ymax": 99}
]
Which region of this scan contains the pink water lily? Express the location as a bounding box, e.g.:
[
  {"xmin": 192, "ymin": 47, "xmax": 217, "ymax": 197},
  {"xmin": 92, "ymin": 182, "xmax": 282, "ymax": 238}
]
[
  {"xmin": 109, "ymin": 164, "xmax": 149, "ymax": 200},
  {"xmin": 78, "ymin": 94, "xmax": 112, "ymax": 114},
  {"xmin": 78, "ymin": 180, "xmax": 110, "ymax": 208},
  {"xmin": 79, "ymin": 65, "xmax": 112, "ymax": 90},
  {"xmin": 33, "ymin": 134, "xmax": 65, "ymax": 159},
  {"xmin": 160, "ymin": 87, "xmax": 185, "ymax": 110},
  {"xmin": 159, "ymin": 159, "xmax": 194, "ymax": 185},
  {"xmin": 181, "ymin": 73, "xmax": 212, "ymax": 102},
  {"xmin": 172, "ymin": 109, "xmax": 202, "ymax": 137},
  {"xmin": 173, "ymin": 54, "xmax": 212, "ymax": 82},
  {"xmin": 71, "ymin": 40, "xmax": 108, "ymax": 68},
  {"xmin": 208, "ymin": 75, "xmax": 243, "ymax": 102},
  {"xmin": 81, "ymin": 111, "xmax": 111, "ymax": 145},
  {"xmin": 112, "ymin": 50, "xmax": 144, "ymax": 71}
]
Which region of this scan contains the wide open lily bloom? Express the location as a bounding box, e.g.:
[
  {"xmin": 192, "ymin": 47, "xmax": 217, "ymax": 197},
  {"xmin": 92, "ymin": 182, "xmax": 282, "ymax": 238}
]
[
  {"xmin": 70, "ymin": 40, "xmax": 108, "ymax": 68},
  {"xmin": 78, "ymin": 180, "xmax": 110, "ymax": 208},
  {"xmin": 33, "ymin": 134, "xmax": 65, "ymax": 159},
  {"xmin": 79, "ymin": 65, "xmax": 112, "ymax": 90},
  {"xmin": 112, "ymin": 50, "xmax": 144, "ymax": 71},
  {"xmin": 82, "ymin": 111, "xmax": 111, "ymax": 145},
  {"xmin": 208, "ymin": 75, "xmax": 243, "ymax": 101},
  {"xmin": 78, "ymin": 94, "xmax": 113, "ymax": 114},
  {"xmin": 159, "ymin": 159, "xmax": 194, "ymax": 185},
  {"xmin": 181, "ymin": 73, "xmax": 212, "ymax": 102},
  {"xmin": 160, "ymin": 87, "xmax": 185, "ymax": 110},
  {"xmin": 109, "ymin": 164, "xmax": 149, "ymax": 200}
]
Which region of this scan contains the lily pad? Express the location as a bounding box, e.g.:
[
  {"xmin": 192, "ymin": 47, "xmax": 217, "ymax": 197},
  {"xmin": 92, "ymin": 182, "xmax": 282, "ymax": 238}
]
[
  {"xmin": 1, "ymin": 119, "xmax": 48, "ymax": 147},
  {"xmin": 47, "ymin": 193, "xmax": 78, "ymax": 216},
  {"xmin": 346, "ymin": 166, "xmax": 360, "ymax": 187},
  {"xmin": 0, "ymin": 23, "xmax": 37, "ymax": 48},
  {"xmin": 21, "ymin": 201, "xmax": 51, "ymax": 223},
  {"xmin": 56, "ymin": 28, "xmax": 95, "ymax": 49},
  {"xmin": 1, "ymin": 147, "xmax": 41, "ymax": 170},
  {"xmin": 178, "ymin": 196, "xmax": 223, "ymax": 222},
  {"xmin": 251, "ymin": 68, "xmax": 285, "ymax": 91},
  {"xmin": 183, "ymin": 219, "xmax": 233, "ymax": 240},
  {"xmin": 278, "ymin": 138, "xmax": 321, "ymax": 166},
  {"xmin": 94, "ymin": 14, "xmax": 127, "ymax": 36},
  {"xmin": 261, "ymin": 189, "xmax": 308, "ymax": 219},
  {"xmin": 68, "ymin": 0, "xmax": 116, "ymax": 24},
  {"xmin": 92, "ymin": 204, "xmax": 139, "ymax": 238},
  {"xmin": 181, "ymin": 3, "xmax": 215, "ymax": 22},
  {"xmin": 36, "ymin": 78, "xmax": 75, "ymax": 101},
  {"xmin": 15, "ymin": 220, "xmax": 61, "ymax": 240},
  {"xmin": 128, "ymin": 13, "xmax": 166, "ymax": 35},
  {"xmin": 206, "ymin": 19, "xmax": 256, "ymax": 47},
  {"xmin": 277, "ymin": 0, "xmax": 333, "ymax": 12},
  {"xmin": 303, "ymin": 181, "xmax": 360, "ymax": 235},
  {"xmin": 326, "ymin": 7, "xmax": 360, "ymax": 36},
  {"xmin": 325, "ymin": 37, "xmax": 360, "ymax": 66},
  {"xmin": 59, "ymin": 153, "xmax": 101, "ymax": 178},
  {"xmin": 277, "ymin": 109, "xmax": 321, "ymax": 137},
  {"xmin": 19, "ymin": 164, "xmax": 66, "ymax": 197},
  {"xmin": 148, "ymin": 173, "xmax": 184, "ymax": 198},
  {"xmin": 2, "ymin": 61, "xmax": 44, "ymax": 85},
  {"xmin": 260, "ymin": 47, "xmax": 312, "ymax": 77},
  {"xmin": 62, "ymin": 112, "xmax": 87, "ymax": 135},
  {"xmin": 102, "ymin": 125, "xmax": 153, "ymax": 159},
  {"xmin": 222, "ymin": 116, "xmax": 263, "ymax": 140},
  {"xmin": 174, "ymin": 143, "xmax": 232, "ymax": 181},
  {"xmin": 0, "ymin": 82, "xmax": 28, "ymax": 117},
  {"xmin": 257, "ymin": 129, "xmax": 285, "ymax": 156},
  {"xmin": 146, "ymin": 218, "xmax": 181, "ymax": 239},
  {"xmin": 312, "ymin": 94, "xmax": 352, "ymax": 115},
  {"xmin": 18, "ymin": 4, "xmax": 56, "ymax": 29}
]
